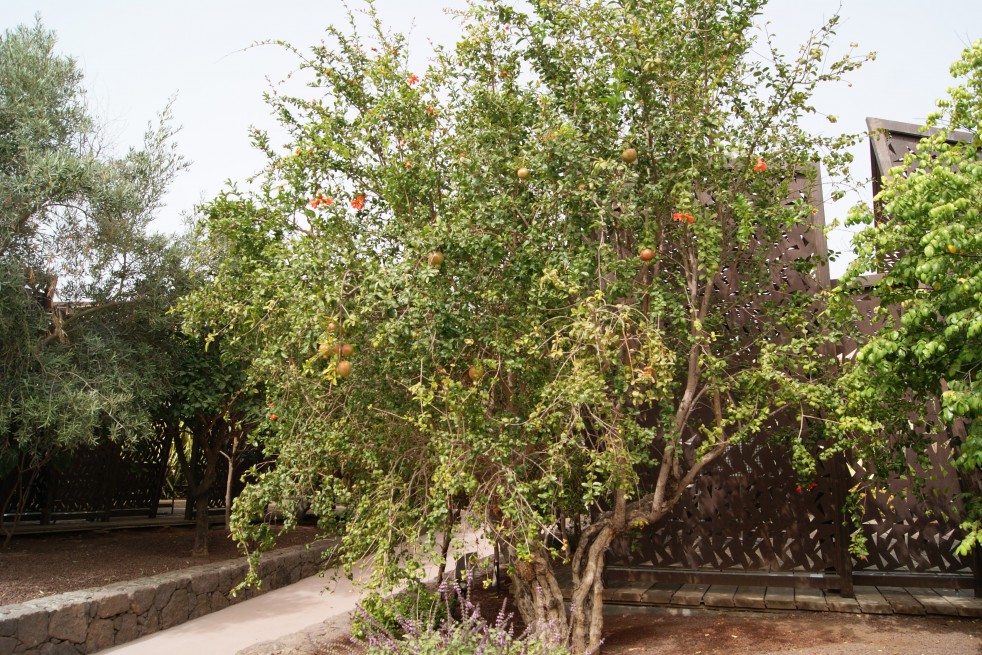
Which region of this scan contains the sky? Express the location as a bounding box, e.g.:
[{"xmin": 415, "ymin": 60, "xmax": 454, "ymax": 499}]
[{"xmin": 3, "ymin": 1, "xmax": 982, "ymax": 278}]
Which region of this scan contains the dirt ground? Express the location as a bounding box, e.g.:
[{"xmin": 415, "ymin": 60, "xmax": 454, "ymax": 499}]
[
  {"xmin": 597, "ymin": 609, "xmax": 982, "ymax": 655},
  {"xmin": 326, "ymin": 582, "xmax": 982, "ymax": 655},
  {"xmin": 0, "ymin": 523, "xmax": 321, "ymax": 606}
]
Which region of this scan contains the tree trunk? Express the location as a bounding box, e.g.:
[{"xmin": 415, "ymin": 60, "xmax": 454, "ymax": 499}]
[
  {"xmin": 504, "ymin": 545, "xmax": 569, "ymax": 646},
  {"xmin": 568, "ymin": 524, "xmax": 617, "ymax": 654},
  {"xmin": 1, "ymin": 460, "xmax": 42, "ymax": 546},
  {"xmin": 175, "ymin": 420, "xmax": 220, "ymax": 558},
  {"xmin": 191, "ymin": 493, "xmax": 211, "ymax": 556},
  {"xmin": 224, "ymin": 458, "xmax": 234, "ymax": 530},
  {"xmin": 223, "ymin": 434, "xmax": 240, "ymax": 530},
  {"xmin": 188, "ymin": 454, "xmax": 217, "ymax": 557}
]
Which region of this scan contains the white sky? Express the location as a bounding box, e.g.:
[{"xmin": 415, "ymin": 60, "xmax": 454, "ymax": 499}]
[{"xmin": 3, "ymin": 0, "xmax": 981, "ymax": 278}]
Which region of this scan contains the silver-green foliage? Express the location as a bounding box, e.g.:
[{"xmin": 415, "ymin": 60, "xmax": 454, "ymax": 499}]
[{"xmin": 0, "ymin": 20, "xmax": 185, "ymax": 491}]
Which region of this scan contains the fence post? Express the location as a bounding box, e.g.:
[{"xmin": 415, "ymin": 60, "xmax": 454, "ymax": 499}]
[
  {"xmin": 829, "ymin": 453, "xmax": 854, "ymax": 597},
  {"xmin": 40, "ymin": 465, "xmax": 56, "ymax": 525},
  {"xmin": 102, "ymin": 442, "xmax": 119, "ymax": 521}
]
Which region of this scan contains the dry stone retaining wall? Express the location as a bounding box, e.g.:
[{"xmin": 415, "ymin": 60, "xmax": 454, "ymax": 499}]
[{"xmin": 0, "ymin": 539, "xmax": 332, "ymax": 655}]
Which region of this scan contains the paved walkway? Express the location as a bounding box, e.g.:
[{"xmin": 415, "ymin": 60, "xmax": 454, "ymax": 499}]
[
  {"xmin": 102, "ymin": 568, "xmax": 361, "ymax": 655},
  {"xmin": 102, "ymin": 532, "xmax": 490, "ymax": 655},
  {"xmin": 90, "ymin": 529, "xmax": 978, "ymax": 654}
]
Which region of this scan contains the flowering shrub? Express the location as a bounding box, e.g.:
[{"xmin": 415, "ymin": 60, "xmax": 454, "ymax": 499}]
[
  {"xmin": 355, "ymin": 582, "xmax": 570, "ymax": 655},
  {"xmin": 350, "ymin": 582, "xmax": 447, "ymax": 640},
  {"xmin": 188, "ymin": 1, "xmax": 875, "ymax": 652}
]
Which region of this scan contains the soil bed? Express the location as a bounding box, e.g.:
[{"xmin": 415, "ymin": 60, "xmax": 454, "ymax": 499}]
[
  {"xmin": 0, "ymin": 523, "xmax": 321, "ymax": 606},
  {"xmin": 325, "ymin": 582, "xmax": 982, "ymax": 655},
  {"xmin": 596, "ymin": 608, "xmax": 981, "ymax": 655}
]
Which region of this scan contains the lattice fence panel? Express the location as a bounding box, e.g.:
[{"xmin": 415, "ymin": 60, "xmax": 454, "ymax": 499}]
[
  {"xmin": 849, "ymin": 429, "xmax": 973, "ymax": 575},
  {"xmin": 1, "ymin": 435, "xmax": 171, "ymax": 522},
  {"xmin": 47, "ymin": 443, "xmax": 118, "ymax": 516},
  {"xmin": 613, "ymin": 436, "xmax": 838, "ymax": 573},
  {"xmin": 0, "ymin": 465, "xmax": 47, "ymax": 519},
  {"xmin": 612, "ymin": 156, "xmax": 973, "ymax": 584},
  {"xmin": 867, "ymin": 117, "xmax": 978, "ymax": 272},
  {"xmin": 613, "ymin": 169, "xmax": 840, "ymax": 575},
  {"xmin": 712, "ymin": 169, "xmax": 830, "ymax": 350},
  {"xmin": 841, "ymin": 222, "xmax": 974, "ymax": 576},
  {"xmin": 111, "ymin": 435, "xmax": 172, "ymax": 512}
]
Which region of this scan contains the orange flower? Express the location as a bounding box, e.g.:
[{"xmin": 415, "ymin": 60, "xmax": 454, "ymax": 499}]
[
  {"xmin": 407, "ymin": 74, "xmax": 419, "ymax": 86},
  {"xmin": 309, "ymin": 194, "xmax": 334, "ymax": 209},
  {"xmin": 754, "ymin": 157, "xmax": 767, "ymax": 172},
  {"xmin": 351, "ymin": 195, "xmax": 366, "ymax": 210},
  {"xmin": 672, "ymin": 212, "xmax": 694, "ymax": 223}
]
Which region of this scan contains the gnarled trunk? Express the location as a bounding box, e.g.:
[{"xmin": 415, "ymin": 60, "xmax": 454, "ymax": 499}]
[
  {"xmin": 501, "ymin": 522, "xmax": 618, "ymax": 655},
  {"xmin": 568, "ymin": 486, "xmax": 628, "ymax": 654},
  {"xmin": 568, "ymin": 524, "xmax": 617, "ymax": 654},
  {"xmin": 504, "ymin": 483, "xmax": 685, "ymax": 654},
  {"xmin": 505, "ymin": 545, "xmax": 569, "ymax": 645}
]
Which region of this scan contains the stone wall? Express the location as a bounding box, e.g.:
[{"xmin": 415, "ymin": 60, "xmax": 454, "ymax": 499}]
[{"xmin": 0, "ymin": 539, "xmax": 332, "ymax": 655}]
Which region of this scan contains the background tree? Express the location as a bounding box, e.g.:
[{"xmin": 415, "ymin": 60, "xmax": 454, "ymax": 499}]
[
  {"xmin": 840, "ymin": 39, "xmax": 982, "ymax": 555},
  {"xmin": 0, "ymin": 20, "xmax": 185, "ymax": 529},
  {"xmin": 159, "ymin": 328, "xmax": 262, "ymax": 556},
  {"xmin": 183, "ymin": 1, "xmax": 870, "ymax": 652}
]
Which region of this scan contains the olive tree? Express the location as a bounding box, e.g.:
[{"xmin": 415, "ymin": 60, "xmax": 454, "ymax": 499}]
[
  {"xmin": 0, "ymin": 20, "xmax": 185, "ymax": 528},
  {"xmin": 183, "ymin": 1, "xmax": 870, "ymax": 651}
]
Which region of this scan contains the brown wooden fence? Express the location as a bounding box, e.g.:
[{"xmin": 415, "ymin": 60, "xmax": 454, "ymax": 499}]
[
  {"xmin": 0, "ymin": 431, "xmax": 256, "ymax": 527},
  {"xmin": 607, "ymin": 430, "xmax": 976, "ymax": 593},
  {"xmin": 608, "ymin": 121, "xmax": 980, "ymax": 595},
  {"xmin": 0, "ymin": 434, "xmax": 172, "ymax": 525}
]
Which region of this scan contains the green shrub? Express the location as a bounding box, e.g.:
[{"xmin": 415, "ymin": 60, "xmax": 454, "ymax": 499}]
[
  {"xmin": 351, "ymin": 583, "xmax": 447, "ymax": 640},
  {"xmin": 356, "ymin": 582, "xmax": 570, "ymax": 655}
]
